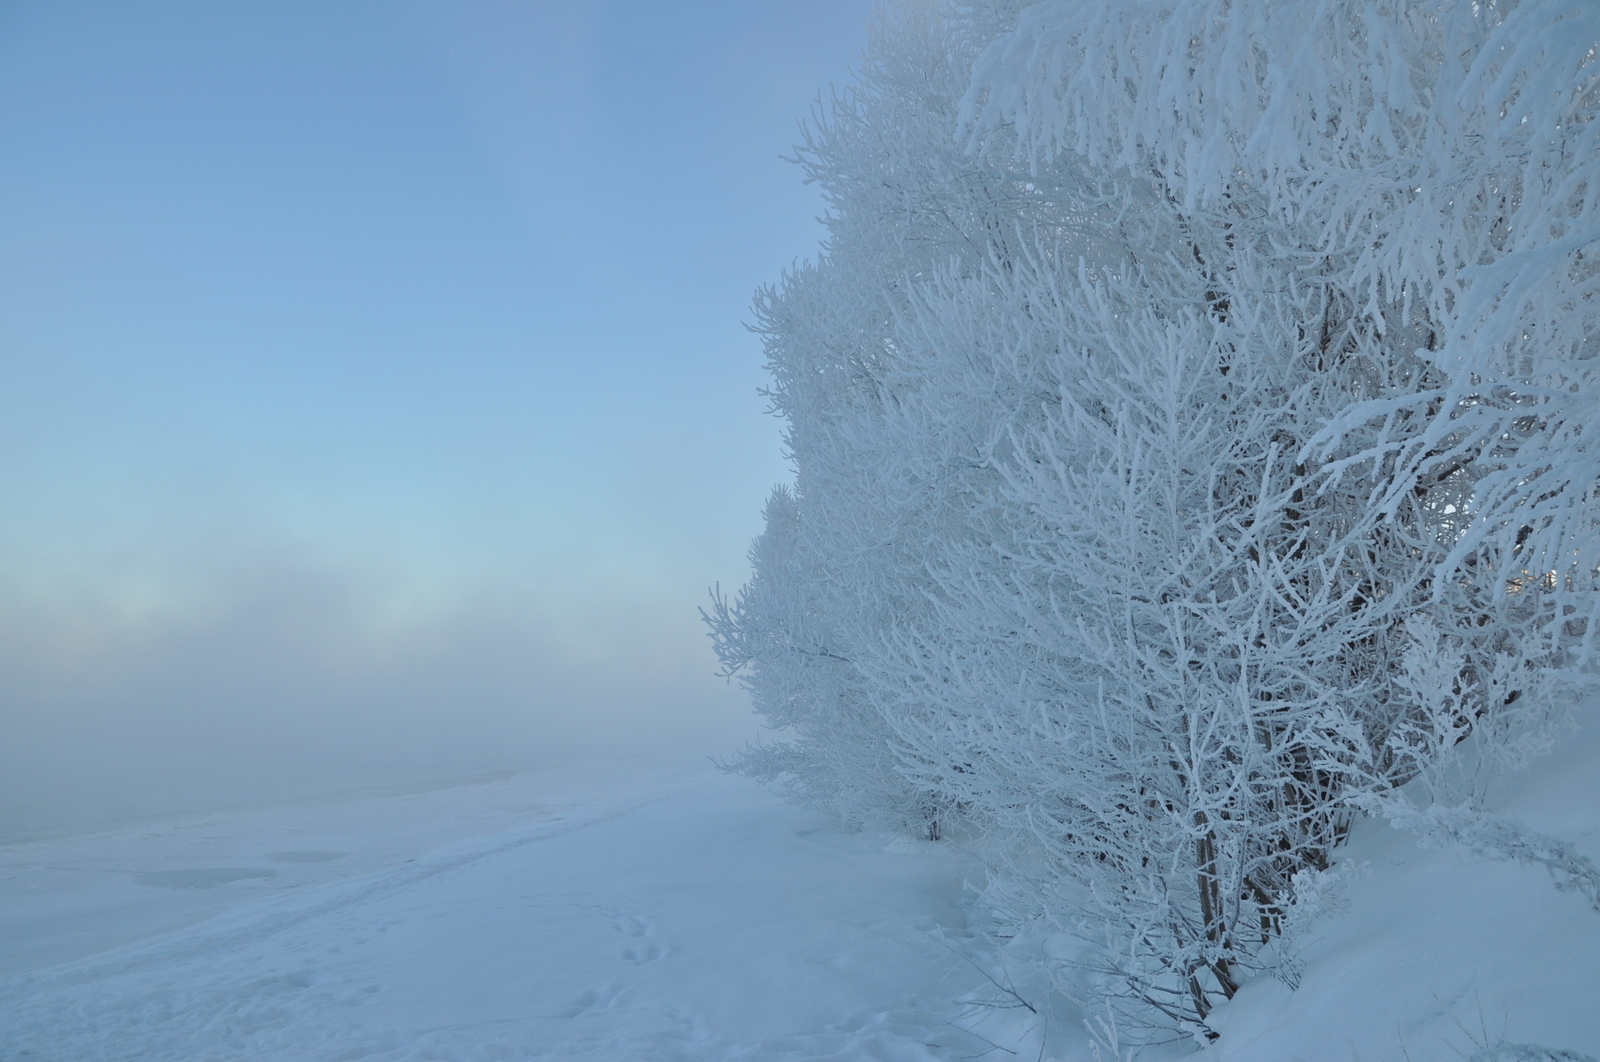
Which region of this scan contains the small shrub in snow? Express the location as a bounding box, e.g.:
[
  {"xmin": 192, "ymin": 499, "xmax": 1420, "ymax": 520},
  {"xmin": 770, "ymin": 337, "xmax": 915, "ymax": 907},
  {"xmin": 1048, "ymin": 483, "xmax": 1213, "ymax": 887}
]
[
  {"xmin": 1379, "ymin": 800, "xmax": 1600, "ymax": 914},
  {"xmin": 1262, "ymin": 860, "xmax": 1368, "ymax": 990},
  {"xmin": 1468, "ymin": 1047, "xmax": 1598, "ymax": 1062}
]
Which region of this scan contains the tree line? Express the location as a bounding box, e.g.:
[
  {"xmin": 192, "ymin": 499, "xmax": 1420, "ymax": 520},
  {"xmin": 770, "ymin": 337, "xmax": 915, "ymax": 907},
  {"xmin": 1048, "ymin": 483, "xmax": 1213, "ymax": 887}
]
[{"xmin": 709, "ymin": 0, "xmax": 1600, "ymax": 1037}]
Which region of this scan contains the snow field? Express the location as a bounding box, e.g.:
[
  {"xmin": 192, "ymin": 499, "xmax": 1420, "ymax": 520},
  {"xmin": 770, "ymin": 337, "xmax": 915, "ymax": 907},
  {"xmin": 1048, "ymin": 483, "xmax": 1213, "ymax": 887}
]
[
  {"xmin": 0, "ymin": 761, "xmax": 1020, "ymax": 1061},
  {"xmin": 2, "ymin": 702, "xmax": 1597, "ymax": 1061}
]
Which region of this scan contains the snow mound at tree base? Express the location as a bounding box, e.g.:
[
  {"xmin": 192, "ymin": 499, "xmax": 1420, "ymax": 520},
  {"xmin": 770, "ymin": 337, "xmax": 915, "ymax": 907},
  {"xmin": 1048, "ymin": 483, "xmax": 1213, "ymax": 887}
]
[
  {"xmin": 940, "ymin": 695, "xmax": 1600, "ymax": 1061},
  {"xmin": 1186, "ymin": 696, "xmax": 1600, "ymax": 1062}
]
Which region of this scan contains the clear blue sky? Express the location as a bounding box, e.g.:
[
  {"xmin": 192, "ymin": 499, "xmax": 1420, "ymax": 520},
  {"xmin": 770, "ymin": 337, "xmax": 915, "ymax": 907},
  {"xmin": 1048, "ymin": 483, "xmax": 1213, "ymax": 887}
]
[{"xmin": 0, "ymin": 0, "xmax": 872, "ymax": 831}]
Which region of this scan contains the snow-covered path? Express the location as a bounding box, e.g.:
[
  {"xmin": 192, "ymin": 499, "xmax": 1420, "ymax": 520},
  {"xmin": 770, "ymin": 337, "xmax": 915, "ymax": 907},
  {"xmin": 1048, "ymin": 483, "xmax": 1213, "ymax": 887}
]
[{"xmin": 0, "ymin": 764, "xmax": 1000, "ymax": 1061}]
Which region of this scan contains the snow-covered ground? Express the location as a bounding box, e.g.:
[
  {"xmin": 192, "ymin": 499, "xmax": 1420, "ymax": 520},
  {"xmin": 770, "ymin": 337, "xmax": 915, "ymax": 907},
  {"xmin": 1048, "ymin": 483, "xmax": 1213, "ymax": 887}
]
[
  {"xmin": 1203, "ymin": 693, "xmax": 1600, "ymax": 1062},
  {"xmin": 2, "ymin": 701, "xmax": 1597, "ymax": 1061},
  {"xmin": 0, "ymin": 755, "xmax": 1017, "ymax": 1060}
]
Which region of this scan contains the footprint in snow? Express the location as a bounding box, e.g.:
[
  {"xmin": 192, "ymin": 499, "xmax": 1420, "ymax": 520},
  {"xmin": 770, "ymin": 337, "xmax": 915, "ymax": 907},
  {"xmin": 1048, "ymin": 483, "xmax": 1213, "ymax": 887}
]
[
  {"xmin": 622, "ymin": 943, "xmax": 666, "ymax": 964},
  {"xmin": 558, "ymin": 983, "xmax": 624, "ymax": 1018},
  {"xmin": 612, "ymin": 912, "xmax": 655, "ymax": 938}
]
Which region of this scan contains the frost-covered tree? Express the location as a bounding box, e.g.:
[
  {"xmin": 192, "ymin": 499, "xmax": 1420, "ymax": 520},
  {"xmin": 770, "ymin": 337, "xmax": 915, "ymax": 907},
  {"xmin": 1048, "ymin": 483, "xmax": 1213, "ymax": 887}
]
[
  {"xmin": 710, "ymin": 4, "xmax": 1029, "ymax": 840},
  {"xmin": 711, "ymin": 0, "xmax": 1598, "ymax": 1037}
]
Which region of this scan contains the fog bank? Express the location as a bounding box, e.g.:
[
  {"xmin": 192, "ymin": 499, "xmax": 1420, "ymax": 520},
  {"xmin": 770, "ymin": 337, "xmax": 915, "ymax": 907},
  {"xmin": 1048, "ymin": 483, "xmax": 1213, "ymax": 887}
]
[{"xmin": 0, "ymin": 551, "xmax": 753, "ymax": 842}]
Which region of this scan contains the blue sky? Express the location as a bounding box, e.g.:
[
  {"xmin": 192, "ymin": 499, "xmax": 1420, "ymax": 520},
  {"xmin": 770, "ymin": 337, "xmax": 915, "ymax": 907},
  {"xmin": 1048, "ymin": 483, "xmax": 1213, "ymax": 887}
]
[{"xmin": 0, "ymin": 0, "xmax": 872, "ymax": 830}]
